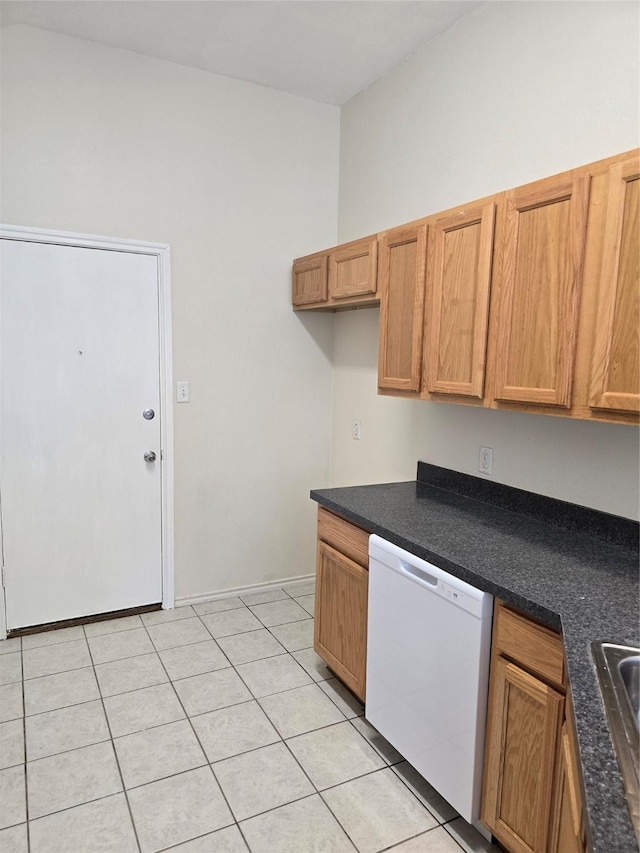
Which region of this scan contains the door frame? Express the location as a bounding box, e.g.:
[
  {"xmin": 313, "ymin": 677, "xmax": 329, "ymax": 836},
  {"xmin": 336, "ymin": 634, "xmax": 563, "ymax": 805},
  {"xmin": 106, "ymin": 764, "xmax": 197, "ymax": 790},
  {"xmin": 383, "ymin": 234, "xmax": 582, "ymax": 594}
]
[{"xmin": 0, "ymin": 224, "xmax": 175, "ymax": 639}]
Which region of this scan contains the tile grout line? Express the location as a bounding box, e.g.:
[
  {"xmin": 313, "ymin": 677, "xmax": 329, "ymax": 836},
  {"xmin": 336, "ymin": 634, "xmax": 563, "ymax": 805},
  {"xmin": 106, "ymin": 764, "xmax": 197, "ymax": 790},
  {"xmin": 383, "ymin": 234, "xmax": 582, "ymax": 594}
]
[
  {"xmin": 387, "ymin": 764, "xmax": 458, "ymax": 828},
  {"xmin": 138, "ymin": 617, "xmax": 246, "ymax": 847},
  {"xmin": 19, "ymin": 640, "xmax": 31, "ymax": 853},
  {"xmin": 153, "ymin": 823, "xmax": 251, "ymax": 853},
  {"xmin": 345, "ymin": 716, "xmax": 404, "ymax": 768},
  {"xmin": 189, "ymin": 602, "xmax": 334, "ymax": 848},
  {"xmin": 199, "ymin": 599, "xmax": 371, "ymax": 852},
  {"xmin": 378, "ymin": 822, "xmax": 467, "ymax": 853},
  {"xmin": 441, "ymin": 819, "xmax": 482, "ymax": 853},
  {"xmin": 21, "ymin": 731, "xmax": 113, "ymax": 765},
  {"xmin": 316, "ymin": 763, "xmax": 449, "ymax": 853},
  {"xmin": 189, "ymin": 606, "xmax": 314, "ymax": 699},
  {"xmin": 83, "ymin": 623, "xmax": 143, "ymax": 853},
  {"xmin": 275, "ymin": 734, "xmax": 368, "ymax": 852}
]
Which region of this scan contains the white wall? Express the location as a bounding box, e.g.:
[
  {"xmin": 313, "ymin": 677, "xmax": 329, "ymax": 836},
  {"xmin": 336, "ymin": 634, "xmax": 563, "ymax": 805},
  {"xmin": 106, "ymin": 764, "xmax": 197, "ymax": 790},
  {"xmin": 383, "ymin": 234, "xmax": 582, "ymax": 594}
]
[
  {"xmin": 333, "ymin": 1, "xmax": 640, "ymax": 519},
  {"xmin": 1, "ymin": 25, "xmax": 340, "ymax": 599}
]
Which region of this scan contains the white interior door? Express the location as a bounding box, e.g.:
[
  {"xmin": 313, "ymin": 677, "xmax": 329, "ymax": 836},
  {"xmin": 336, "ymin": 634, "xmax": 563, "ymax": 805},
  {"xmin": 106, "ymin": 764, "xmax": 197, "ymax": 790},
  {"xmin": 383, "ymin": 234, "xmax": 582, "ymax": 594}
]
[{"xmin": 1, "ymin": 238, "xmax": 163, "ymax": 629}]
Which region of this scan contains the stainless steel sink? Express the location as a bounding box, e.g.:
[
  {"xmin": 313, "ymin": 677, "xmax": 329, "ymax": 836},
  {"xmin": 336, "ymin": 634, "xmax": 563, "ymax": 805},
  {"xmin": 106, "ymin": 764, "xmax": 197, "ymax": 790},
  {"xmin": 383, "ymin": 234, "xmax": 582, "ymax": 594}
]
[
  {"xmin": 592, "ymin": 642, "xmax": 640, "ymax": 845},
  {"xmin": 619, "ymin": 654, "xmax": 640, "ymax": 732}
]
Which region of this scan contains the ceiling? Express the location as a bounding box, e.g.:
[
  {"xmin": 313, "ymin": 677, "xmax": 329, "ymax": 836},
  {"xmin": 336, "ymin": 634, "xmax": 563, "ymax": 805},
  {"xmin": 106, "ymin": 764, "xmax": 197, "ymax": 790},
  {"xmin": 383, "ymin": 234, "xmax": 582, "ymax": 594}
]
[{"xmin": 0, "ymin": 1, "xmax": 481, "ymax": 104}]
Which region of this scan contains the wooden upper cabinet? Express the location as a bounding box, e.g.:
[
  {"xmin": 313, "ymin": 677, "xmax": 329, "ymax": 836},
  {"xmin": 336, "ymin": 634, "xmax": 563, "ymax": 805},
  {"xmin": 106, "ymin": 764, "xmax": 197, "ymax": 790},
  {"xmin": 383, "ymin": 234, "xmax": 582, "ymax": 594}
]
[
  {"xmin": 425, "ymin": 202, "xmax": 496, "ymax": 398},
  {"xmin": 493, "ymin": 175, "xmax": 591, "ymax": 407},
  {"xmin": 378, "ymin": 223, "xmax": 428, "ymax": 392},
  {"xmin": 588, "ymin": 155, "xmax": 640, "ymax": 413},
  {"xmin": 292, "ymin": 252, "xmax": 328, "ymax": 307},
  {"xmin": 293, "ymin": 237, "xmax": 378, "ymax": 311},
  {"xmin": 292, "ymin": 149, "xmax": 638, "ymax": 423},
  {"xmin": 329, "ymin": 237, "xmax": 377, "ymax": 302}
]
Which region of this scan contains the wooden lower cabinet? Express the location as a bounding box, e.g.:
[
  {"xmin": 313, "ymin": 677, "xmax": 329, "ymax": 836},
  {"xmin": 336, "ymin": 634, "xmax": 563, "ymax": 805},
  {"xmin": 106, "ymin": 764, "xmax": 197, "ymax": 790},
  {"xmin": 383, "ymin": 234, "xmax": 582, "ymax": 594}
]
[
  {"xmin": 481, "ymin": 602, "xmax": 588, "ymax": 853},
  {"xmin": 550, "ymin": 719, "xmax": 587, "ymax": 853},
  {"xmin": 482, "ymin": 657, "xmax": 564, "ymax": 853},
  {"xmin": 313, "ymin": 508, "xmax": 370, "ymax": 702}
]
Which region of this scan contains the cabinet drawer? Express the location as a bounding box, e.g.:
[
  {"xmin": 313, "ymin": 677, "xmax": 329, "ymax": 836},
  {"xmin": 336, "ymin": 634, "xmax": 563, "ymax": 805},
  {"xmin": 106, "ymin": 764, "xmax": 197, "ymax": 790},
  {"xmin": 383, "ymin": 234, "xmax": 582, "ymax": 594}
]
[
  {"xmin": 494, "ymin": 603, "xmax": 565, "ymax": 688},
  {"xmin": 317, "ymin": 507, "xmax": 370, "ymax": 568}
]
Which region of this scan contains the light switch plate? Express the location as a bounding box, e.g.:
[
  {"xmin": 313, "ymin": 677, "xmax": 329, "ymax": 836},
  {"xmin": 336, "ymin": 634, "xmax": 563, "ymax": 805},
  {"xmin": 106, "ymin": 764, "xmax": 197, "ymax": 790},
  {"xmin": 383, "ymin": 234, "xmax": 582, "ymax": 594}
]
[{"xmin": 176, "ymin": 381, "xmax": 190, "ymax": 403}]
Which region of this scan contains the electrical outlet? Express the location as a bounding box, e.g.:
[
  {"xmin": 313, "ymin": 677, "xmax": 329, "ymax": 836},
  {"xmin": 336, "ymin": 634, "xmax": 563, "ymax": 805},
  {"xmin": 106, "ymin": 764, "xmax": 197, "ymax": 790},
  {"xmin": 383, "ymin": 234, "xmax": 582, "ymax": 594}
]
[
  {"xmin": 352, "ymin": 418, "xmax": 362, "ymax": 440},
  {"xmin": 478, "ymin": 446, "xmax": 493, "ymax": 475}
]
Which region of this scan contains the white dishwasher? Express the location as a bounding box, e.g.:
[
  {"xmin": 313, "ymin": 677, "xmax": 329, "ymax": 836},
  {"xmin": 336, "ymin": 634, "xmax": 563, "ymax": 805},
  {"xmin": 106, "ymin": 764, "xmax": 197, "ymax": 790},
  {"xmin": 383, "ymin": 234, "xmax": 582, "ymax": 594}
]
[{"xmin": 366, "ymin": 534, "xmax": 493, "ymax": 824}]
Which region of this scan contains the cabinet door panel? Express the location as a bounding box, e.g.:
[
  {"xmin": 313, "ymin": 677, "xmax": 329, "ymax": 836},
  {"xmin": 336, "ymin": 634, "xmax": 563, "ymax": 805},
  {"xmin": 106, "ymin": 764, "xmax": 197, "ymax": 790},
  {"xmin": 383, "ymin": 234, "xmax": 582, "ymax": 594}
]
[
  {"xmin": 292, "ymin": 254, "xmax": 328, "ymax": 307},
  {"xmin": 482, "ymin": 657, "xmax": 564, "ymax": 853},
  {"xmin": 426, "ymin": 203, "xmax": 495, "ymax": 397},
  {"xmin": 378, "ymin": 224, "xmax": 427, "ymax": 392},
  {"xmin": 329, "ymin": 237, "xmax": 377, "ymax": 301},
  {"xmin": 314, "ymin": 541, "xmax": 368, "ymax": 701},
  {"xmin": 550, "ymin": 721, "xmax": 585, "ymax": 853},
  {"xmin": 589, "ymin": 156, "xmax": 640, "ymax": 412},
  {"xmin": 494, "ymin": 177, "xmax": 590, "ymax": 407}
]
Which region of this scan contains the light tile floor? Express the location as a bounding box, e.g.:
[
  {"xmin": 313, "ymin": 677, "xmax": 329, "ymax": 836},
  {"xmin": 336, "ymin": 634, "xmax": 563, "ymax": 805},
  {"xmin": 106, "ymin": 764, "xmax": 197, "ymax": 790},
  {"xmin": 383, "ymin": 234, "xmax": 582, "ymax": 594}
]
[{"xmin": 0, "ymin": 585, "xmax": 502, "ymax": 853}]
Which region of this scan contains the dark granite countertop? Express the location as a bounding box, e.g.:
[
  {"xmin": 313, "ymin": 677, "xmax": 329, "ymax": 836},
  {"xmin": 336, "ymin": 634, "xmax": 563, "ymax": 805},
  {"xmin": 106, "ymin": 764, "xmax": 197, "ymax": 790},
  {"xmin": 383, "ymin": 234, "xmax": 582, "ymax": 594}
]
[{"xmin": 310, "ymin": 464, "xmax": 639, "ymax": 853}]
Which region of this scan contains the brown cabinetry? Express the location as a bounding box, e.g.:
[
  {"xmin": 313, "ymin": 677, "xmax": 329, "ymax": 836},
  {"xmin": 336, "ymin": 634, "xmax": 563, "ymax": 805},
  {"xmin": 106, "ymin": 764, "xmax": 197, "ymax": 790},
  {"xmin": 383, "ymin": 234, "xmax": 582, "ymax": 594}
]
[
  {"xmin": 482, "ymin": 656, "xmax": 564, "ymax": 853},
  {"xmin": 292, "ymin": 148, "xmax": 639, "ymax": 425},
  {"xmin": 314, "ymin": 507, "xmax": 369, "ymax": 701},
  {"xmin": 424, "ymin": 202, "xmax": 495, "ymax": 399},
  {"xmin": 588, "ymin": 155, "xmax": 640, "ymax": 414},
  {"xmin": 329, "ymin": 236, "xmax": 378, "ymax": 303},
  {"xmin": 377, "ymin": 223, "xmax": 428, "ymax": 392},
  {"xmin": 292, "ymin": 251, "xmax": 328, "ymax": 307},
  {"xmin": 293, "ymin": 236, "xmax": 378, "ymax": 311},
  {"xmin": 550, "ymin": 718, "xmax": 588, "ymax": 853},
  {"xmin": 481, "ymin": 602, "xmax": 587, "ymax": 853},
  {"xmin": 492, "ymin": 176, "xmax": 590, "ymax": 408}
]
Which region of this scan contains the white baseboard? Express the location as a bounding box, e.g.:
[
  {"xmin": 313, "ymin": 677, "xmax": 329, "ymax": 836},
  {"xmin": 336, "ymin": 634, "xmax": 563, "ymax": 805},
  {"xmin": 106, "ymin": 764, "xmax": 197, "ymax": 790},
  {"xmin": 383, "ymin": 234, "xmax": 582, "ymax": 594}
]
[{"xmin": 175, "ymin": 573, "xmax": 315, "ymax": 608}]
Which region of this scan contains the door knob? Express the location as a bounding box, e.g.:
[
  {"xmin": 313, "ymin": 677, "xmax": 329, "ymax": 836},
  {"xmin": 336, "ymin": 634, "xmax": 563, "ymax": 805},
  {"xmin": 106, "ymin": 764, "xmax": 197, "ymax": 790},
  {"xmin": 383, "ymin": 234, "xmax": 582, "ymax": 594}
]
[
  {"xmin": 144, "ymin": 451, "xmax": 157, "ymax": 463},
  {"xmin": 143, "ymin": 409, "xmax": 155, "ymax": 420}
]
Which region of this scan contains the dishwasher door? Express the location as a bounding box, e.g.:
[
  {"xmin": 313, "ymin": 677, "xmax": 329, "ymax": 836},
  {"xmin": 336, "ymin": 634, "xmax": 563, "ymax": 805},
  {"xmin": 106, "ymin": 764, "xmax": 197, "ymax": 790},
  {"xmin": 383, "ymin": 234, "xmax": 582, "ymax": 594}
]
[{"xmin": 366, "ymin": 534, "xmax": 493, "ymax": 823}]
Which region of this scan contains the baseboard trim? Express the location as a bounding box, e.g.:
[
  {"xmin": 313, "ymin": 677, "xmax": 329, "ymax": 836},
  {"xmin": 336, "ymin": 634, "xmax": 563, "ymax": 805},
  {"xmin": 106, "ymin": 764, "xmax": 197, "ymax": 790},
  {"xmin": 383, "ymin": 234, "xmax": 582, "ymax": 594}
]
[{"xmin": 175, "ymin": 574, "xmax": 315, "ymax": 608}]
